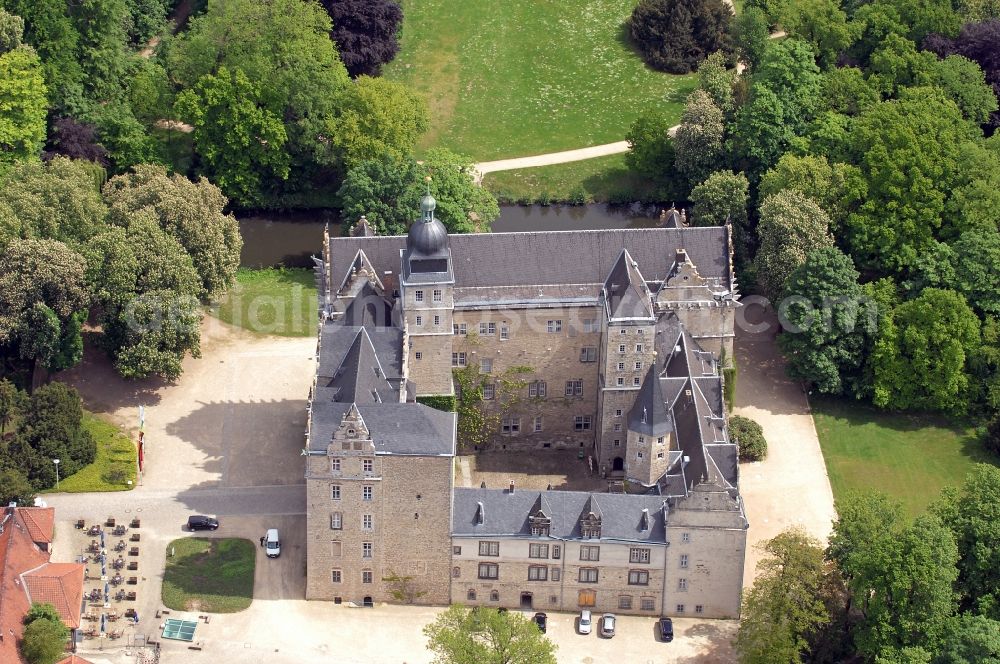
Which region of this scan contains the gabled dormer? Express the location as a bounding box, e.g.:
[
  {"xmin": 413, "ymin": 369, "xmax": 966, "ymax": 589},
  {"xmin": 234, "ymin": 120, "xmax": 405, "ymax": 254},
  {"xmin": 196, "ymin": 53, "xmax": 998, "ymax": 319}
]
[
  {"xmin": 579, "ymin": 496, "xmax": 603, "ymax": 539},
  {"xmin": 528, "ymin": 494, "xmax": 552, "ymax": 536},
  {"xmin": 331, "ymin": 403, "xmax": 372, "ymax": 452},
  {"xmin": 602, "ymin": 249, "xmax": 654, "ymax": 323}
]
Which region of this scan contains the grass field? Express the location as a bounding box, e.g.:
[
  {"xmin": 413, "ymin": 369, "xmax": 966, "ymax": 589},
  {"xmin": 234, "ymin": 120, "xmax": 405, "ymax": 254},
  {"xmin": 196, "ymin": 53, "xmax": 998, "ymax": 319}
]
[
  {"xmin": 484, "ymin": 153, "xmax": 667, "ymax": 203},
  {"xmin": 812, "ymin": 397, "xmax": 995, "ymax": 515},
  {"xmin": 385, "ymin": 0, "xmax": 697, "ymax": 160},
  {"xmin": 210, "ymin": 268, "xmax": 317, "ymax": 337},
  {"xmin": 46, "ymin": 412, "xmax": 137, "ymax": 493},
  {"xmin": 162, "ymin": 537, "xmax": 256, "ymax": 613}
]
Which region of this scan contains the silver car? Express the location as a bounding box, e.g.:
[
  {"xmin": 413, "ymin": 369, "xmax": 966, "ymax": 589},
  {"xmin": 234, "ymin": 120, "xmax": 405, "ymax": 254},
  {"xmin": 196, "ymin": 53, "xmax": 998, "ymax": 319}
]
[
  {"xmin": 599, "ymin": 613, "xmax": 616, "ymax": 638},
  {"xmin": 578, "ymin": 610, "xmax": 592, "ymax": 635}
]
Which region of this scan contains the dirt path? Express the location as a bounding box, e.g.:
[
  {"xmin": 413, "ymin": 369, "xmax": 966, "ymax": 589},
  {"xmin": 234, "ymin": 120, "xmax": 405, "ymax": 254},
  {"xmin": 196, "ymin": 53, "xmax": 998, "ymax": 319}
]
[{"xmin": 733, "ymin": 302, "xmax": 838, "ymax": 585}]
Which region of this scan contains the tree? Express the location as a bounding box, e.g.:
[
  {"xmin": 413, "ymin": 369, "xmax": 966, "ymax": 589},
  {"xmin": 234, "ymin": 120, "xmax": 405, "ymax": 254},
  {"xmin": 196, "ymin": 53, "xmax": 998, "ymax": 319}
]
[
  {"xmin": 932, "ymin": 465, "xmax": 1000, "ymax": 619},
  {"xmin": 689, "ymin": 170, "xmax": 750, "ymax": 262},
  {"xmin": 820, "ymin": 66, "xmax": 881, "ymax": 116},
  {"xmin": 338, "ymin": 149, "xmax": 498, "ymax": 236},
  {"xmin": 730, "ymin": 414, "xmax": 768, "ymax": 461},
  {"xmin": 5, "ymin": 0, "xmax": 84, "ymax": 111},
  {"xmin": 734, "ymin": 7, "xmax": 770, "ymax": 72},
  {"xmin": 624, "ymin": 110, "xmax": 677, "ymax": 178},
  {"xmin": 778, "ymin": 247, "xmax": 872, "ymax": 395},
  {"xmin": 123, "ymin": 0, "xmax": 170, "ymax": 46},
  {"xmin": 103, "ymin": 164, "xmax": 242, "ymax": 298},
  {"xmin": 73, "ymin": 0, "xmax": 129, "ymax": 103},
  {"xmin": 423, "ymin": 605, "xmax": 557, "ymax": 664},
  {"xmin": 777, "ymin": 0, "xmax": 853, "ymax": 68},
  {"xmin": 0, "ymin": 467, "xmax": 34, "ymax": 505},
  {"xmin": 0, "ymin": 9, "xmax": 24, "ymax": 53},
  {"xmin": 924, "ymin": 20, "xmax": 1000, "ymax": 131},
  {"xmin": 758, "ymin": 154, "xmax": 855, "ymax": 229},
  {"xmin": 0, "ymin": 45, "xmax": 47, "ymax": 165},
  {"xmin": 986, "ymin": 415, "xmax": 1000, "ymax": 456},
  {"xmin": 948, "ymin": 230, "xmax": 1000, "ymax": 315},
  {"xmin": 327, "ymin": 76, "xmax": 429, "ymax": 170},
  {"xmin": 752, "ymin": 39, "xmax": 822, "ymax": 132},
  {"xmin": 871, "ymin": 288, "xmax": 980, "ymax": 413},
  {"xmin": 699, "ymin": 51, "xmax": 736, "ymax": 115},
  {"xmin": 0, "ymin": 238, "xmax": 89, "ymax": 374},
  {"xmin": 323, "ymin": 0, "xmax": 403, "ymax": 77},
  {"xmin": 45, "ymin": 116, "xmax": 109, "ymax": 165},
  {"xmin": 23, "ymin": 603, "xmax": 62, "ymax": 626},
  {"xmin": 382, "ymin": 570, "xmax": 427, "ymax": 604},
  {"xmin": 753, "ymin": 191, "xmax": 833, "ymax": 302},
  {"xmin": 735, "ymin": 528, "xmax": 829, "ymax": 663},
  {"xmin": 104, "ymin": 288, "xmax": 202, "ymax": 380},
  {"xmin": 628, "ymin": 0, "xmax": 735, "ymax": 75},
  {"xmin": 829, "ymin": 492, "xmax": 959, "ymax": 659},
  {"xmin": 11, "ymin": 382, "xmax": 94, "ymax": 487},
  {"xmin": 674, "ymin": 90, "xmax": 726, "ymax": 188},
  {"xmin": 0, "ymin": 378, "xmax": 23, "ymax": 434},
  {"xmin": 19, "ymin": 614, "xmax": 68, "ymax": 664},
  {"xmin": 0, "ymin": 157, "xmax": 108, "ymax": 248},
  {"xmin": 930, "ymin": 55, "xmax": 998, "ymax": 126},
  {"xmin": 174, "ymin": 67, "xmax": 290, "ymax": 207},
  {"xmin": 936, "ymin": 614, "xmax": 1000, "ymax": 663},
  {"xmin": 844, "ymin": 91, "xmax": 976, "ymax": 273}
]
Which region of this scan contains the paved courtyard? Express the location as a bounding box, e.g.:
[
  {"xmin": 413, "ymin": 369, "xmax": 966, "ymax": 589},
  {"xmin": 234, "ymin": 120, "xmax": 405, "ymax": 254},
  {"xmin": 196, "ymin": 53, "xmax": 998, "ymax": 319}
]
[{"xmin": 39, "ymin": 306, "xmax": 837, "ymax": 662}]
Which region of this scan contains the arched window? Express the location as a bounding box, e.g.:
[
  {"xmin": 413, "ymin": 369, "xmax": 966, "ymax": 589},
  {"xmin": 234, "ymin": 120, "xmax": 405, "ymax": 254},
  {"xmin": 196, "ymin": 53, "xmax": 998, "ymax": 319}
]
[
  {"xmin": 490, "ymin": 590, "xmax": 500, "ymax": 602},
  {"xmin": 467, "ymin": 589, "xmax": 476, "ymax": 601}
]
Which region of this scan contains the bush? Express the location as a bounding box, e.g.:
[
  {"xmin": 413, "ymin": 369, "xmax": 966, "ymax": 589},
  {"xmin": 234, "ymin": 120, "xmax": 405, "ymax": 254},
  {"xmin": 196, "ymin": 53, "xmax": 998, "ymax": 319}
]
[
  {"xmin": 102, "ymin": 464, "xmax": 129, "ymax": 485},
  {"xmin": 20, "ymin": 616, "xmax": 68, "ymax": 664},
  {"xmin": 567, "ymin": 186, "xmax": 588, "ymax": 205},
  {"xmin": 537, "ymin": 190, "xmax": 551, "ymax": 206},
  {"xmin": 628, "ymin": 0, "xmax": 735, "ymax": 74},
  {"xmin": 730, "ymin": 414, "xmax": 767, "ymax": 461}
]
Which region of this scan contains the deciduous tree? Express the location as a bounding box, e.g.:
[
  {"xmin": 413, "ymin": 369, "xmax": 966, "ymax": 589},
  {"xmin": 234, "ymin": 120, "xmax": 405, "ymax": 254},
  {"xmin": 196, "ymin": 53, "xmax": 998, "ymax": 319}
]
[
  {"xmin": 674, "ymin": 90, "xmax": 726, "ymax": 188},
  {"xmin": 753, "ymin": 191, "xmax": 833, "ymax": 302},
  {"xmin": 871, "ymin": 288, "xmax": 980, "ymax": 413},
  {"xmin": 19, "ymin": 614, "xmax": 68, "ymax": 664},
  {"xmin": 689, "ymin": 170, "xmax": 750, "ymax": 262},
  {"xmin": 0, "ymin": 9, "xmax": 24, "ymax": 53},
  {"xmin": 0, "ymin": 45, "xmax": 47, "ymax": 164},
  {"xmin": 735, "ymin": 528, "xmax": 829, "ymax": 663},
  {"xmin": 322, "ymin": 0, "xmax": 403, "ymax": 77},
  {"xmin": 758, "ymin": 154, "xmax": 855, "ymax": 229},
  {"xmin": 778, "ymin": 0, "xmax": 854, "ymax": 68},
  {"xmin": 698, "ymin": 51, "xmax": 736, "ymax": 115},
  {"xmin": 423, "ymin": 605, "xmax": 557, "ymax": 664},
  {"xmin": 625, "ymin": 110, "xmax": 676, "ymax": 178},
  {"xmin": 628, "ymin": 0, "xmax": 735, "ymax": 74}
]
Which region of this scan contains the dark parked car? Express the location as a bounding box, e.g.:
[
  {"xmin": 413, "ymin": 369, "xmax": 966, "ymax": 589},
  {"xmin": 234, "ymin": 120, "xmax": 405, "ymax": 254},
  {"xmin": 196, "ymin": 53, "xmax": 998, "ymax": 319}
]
[
  {"xmin": 187, "ymin": 515, "xmax": 219, "ymax": 531},
  {"xmin": 533, "ymin": 612, "xmax": 547, "ymax": 633},
  {"xmin": 659, "ymin": 616, "xmax": 674, "ymax": 642},
  {"xmin": 599, "ymin": 613, "xmax": 616, "ymax": 638}
]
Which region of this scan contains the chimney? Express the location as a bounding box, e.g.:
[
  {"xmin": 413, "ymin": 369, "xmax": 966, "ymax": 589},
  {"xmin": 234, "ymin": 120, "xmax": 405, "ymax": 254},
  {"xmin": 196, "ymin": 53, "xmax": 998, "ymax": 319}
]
[{"xmin": 508, "ymin": 480, "xmax": 515, "ymax": 495}]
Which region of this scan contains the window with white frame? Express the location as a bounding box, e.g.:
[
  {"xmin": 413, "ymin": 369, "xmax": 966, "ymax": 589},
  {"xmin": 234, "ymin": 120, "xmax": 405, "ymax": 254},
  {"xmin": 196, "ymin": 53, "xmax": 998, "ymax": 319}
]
[
  {"xmin": 483, "ymin": 383, "xmax": 495, "ymax": 400},
  {"xmin": 432, "ymin": 289, "xmax": 442, "ymax": 302},
  {"xmin": 362, "ymin": 542, "xmax": 373, "ymax": 559},
  {"xmin": 479, "ymin": 541, "xmax": 500, "ymax": 556},
  {"xmin": 565, "ymin": 380, "xmax": 583, "ymax": 396},
  {"xmin": 331, "ymin": 484, "xmax": 341, "ymax": 500},
  {"xmin": 415, "ymin": 315, "xmax": 422, "ymax": 326},
  {"xmin": 500, "ymin": 324, "xmax": 509, "ymax": 340},
  {"xmin": 630, "ymin": 547, "xmax": 651, "ymax": 563},
  {"xmin": 636, "ymin": 344, "xmax": 644, "ymax": 352},
  {"xmin": 635, "ymin": 361, "xmax": 642, "ymax": 370},
  {"xmin": 618, "ymin": 595, "xmax": 633, "ymax": 610},
  {"xmin": 678, "ymin": 578, "xmax": 688, "ymax": 591},
  {"xmin": 682, "ymin": 532, "xmax": 691, "ymax": 543},
  {"xmin": 363, "ymin": 458, "xmax": 373, "ymax": 474},
  {"xmin": 480, "ymin": 358, "xmax": 493, "ymax": 373},
  {"xmin": 580, "ymin": 346, "xmax": 597, "ymax": 362},
  {"xmin": 633, "ymin": 377, "xmax": 641, "ymax": 386},
  {"xmin": 478, "ymin": 563, "xmax": 499, "ymax": 579},
  {"xmin": 574, "ymin": 416, "xmax": 592, "ymax": 430},
  {"xmin": 628, "ymin": 570, "xmax": 649, "ymax": 585},
  {"xmin": 578, "ymin": 568, "xmax": 599, "ymax": 583},
  {"xmin": 528, "ymin": 565, "xmax": 548, "ymax": 581},
  {"xmin": 641, "ymin": 597, "xmax": 656, "ymax": 611},
  {"xmin": 614, "ymin": 423, "xmax": 622, "ymax": 432},
  {"xmin": 680, "ymin": 554, "xmax": 689, "ymax": 569},
  {"xmin": 331, "ymin": 570, "xmax": 341, "ymax": 583},
  {"xmin": 330, "ymin": 512, "xmax": 342, "ymax": 529},
  {"xmin": 487, "ymin": 322, "xmax": 496, "ymax": 335},
  {"xmin": 552, "ymin": 545, "xmax": 561, "ymax": 559},
  {"xmin": 615, "ymin": 409, "xmax": 623, "ymax": 417},
  {"xmin": 414, "ymin": 290, "xmax": 424, "ymax": 302},
  {"xmin": 362, "ymin": 571, "xmax": 373, "ymax": 584},
  {"xmin": 616, "ymin": 377, "xmax": 624, "ymax": 386},
  {"xmin": 451, "ymin": 352, "xmax": 467, "ymax": 367},
  {"xmin": 414, "ymin": 352, "xmax": 422, "ymax": 360},
  {"xmin": 617, "ymin": 362, "xmax": 625, "ymax": 371},
  {"xmin": 583, "ymin": 318, "xmax": 599, "ymax": 333},
  {"xmin": 501, "ymin": 417, "xmax": 520, "ymax": 433},
  {"xmin": 614, "ymin": 439, "xmax": 621, "ymax": 447},
  {"xmin": 546, "ymin": 320, "xmax": 562, "ymax": 333},
  {"xmin": 363, "ymin": 514, "xmax": 373, "ymax": 530},
  {"xmin": 620, "ymin": 328, "xmax": 627, "ymax": 335},
  {"xmin": 433, "ymin": 315, "xmax": 441, "ymax": 326},
  {"xmin": 453, "ymin": 323, "xmax": 467, "ymax": 335},
  {"xmin": 618, "ymin": 344, "xmax": 626, "ymax": 353},
  {"xmin": 528, "ymin": 380, "xmax": 546, "ymax": 397},
  {"xmin": 529, "ymin": 543, "xmax": 549, "ymax": 558},
  {"xmin": 580, "ymin": 545, "xmax": 600, "ymax": 561},
  {"xmin": 362, "ymin": 485, "xmax": 373, "ymax": 501},
  {"xmin": 331, "ymin": 458, "xmax": 341, "ymax": 472},
  {"xmin": 533, "ymin": 416, "xmax": 543, "ymax": 432}
]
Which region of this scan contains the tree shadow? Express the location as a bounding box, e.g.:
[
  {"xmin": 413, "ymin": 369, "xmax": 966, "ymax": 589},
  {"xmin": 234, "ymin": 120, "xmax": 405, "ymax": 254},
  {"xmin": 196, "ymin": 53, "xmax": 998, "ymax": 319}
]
[{"xmin": 58, "ymin": 330, "xmax": 165, "ymax": 412}]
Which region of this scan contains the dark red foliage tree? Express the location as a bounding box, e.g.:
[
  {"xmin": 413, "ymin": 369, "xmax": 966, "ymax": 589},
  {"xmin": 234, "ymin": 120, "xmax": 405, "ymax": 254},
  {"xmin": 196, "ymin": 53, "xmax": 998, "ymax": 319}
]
[
  {"xmin": 924, "ymin": 20, "xmax": 1000, "ymax": 132},
  {"xmin": 44, "ymin": 116, "xmax": 109, "ymax": 166},
  {"xmin": 628, "ymin": 0, "xmax": 735, "ymax": 74},
  {"xmin": 322, "ymin": 0, "xmax": 403, "ymax": 78}
]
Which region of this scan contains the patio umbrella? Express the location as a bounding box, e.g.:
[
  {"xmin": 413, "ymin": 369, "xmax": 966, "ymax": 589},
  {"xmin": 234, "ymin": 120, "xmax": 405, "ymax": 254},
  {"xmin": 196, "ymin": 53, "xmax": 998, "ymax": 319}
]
[
  {"xmin": 100, "ymin": 530, "xmax": 105, "ymax": 547},
  {"xmin": 100, "ymin": 614, "xmax": 106, "ymax": 635},
  {"xmin": 104, "ymin": 581, "xmax": 110, "ymax": 598}
]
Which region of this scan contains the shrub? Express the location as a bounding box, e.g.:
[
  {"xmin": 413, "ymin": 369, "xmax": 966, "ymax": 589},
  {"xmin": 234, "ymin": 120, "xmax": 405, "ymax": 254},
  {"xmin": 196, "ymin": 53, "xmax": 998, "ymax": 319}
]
[
  {"xmin": 567, "ymin": 186, "xmax": 587, "ymax": 205},
  {"xmin": 102, "ymin": 464, "xmax": 129, "ymax": 485},
  {"xmin": 730, "ymin": 414, "xmax": 767, "ymax": 461},
  {"xmin": 537, "ymin": 191, "xmax": 551, "ymax": 206},
  {"xmin": 628, "ymin": 0, "xmax": 735, "ymax": 74}
]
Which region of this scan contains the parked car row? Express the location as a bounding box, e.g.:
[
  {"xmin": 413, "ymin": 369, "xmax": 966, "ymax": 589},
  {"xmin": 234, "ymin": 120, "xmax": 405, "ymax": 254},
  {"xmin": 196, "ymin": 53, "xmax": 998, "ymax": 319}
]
[{"xmin": 571, "ymin": 609, "xmax": 672, "ymax": 642}]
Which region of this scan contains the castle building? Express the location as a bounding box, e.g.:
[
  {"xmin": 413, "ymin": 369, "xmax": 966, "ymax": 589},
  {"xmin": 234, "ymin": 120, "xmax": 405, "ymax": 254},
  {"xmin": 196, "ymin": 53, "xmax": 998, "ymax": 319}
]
[{"xmin": 304, "ymin": 199, "xmax": 747, "ymax": 618}]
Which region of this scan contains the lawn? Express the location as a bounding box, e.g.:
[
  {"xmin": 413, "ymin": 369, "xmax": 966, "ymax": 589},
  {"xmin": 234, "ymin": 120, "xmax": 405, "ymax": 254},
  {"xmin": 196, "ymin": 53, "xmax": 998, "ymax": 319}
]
[
  {"xmin": 385, "ymin": 0, "xmax": 698, "ymax": 160},
  {"xmin": 210, "ymin": 268, "xmax": 317, "ymax": 337},
  {"xmin": 162, "ymin": 537, "xmax": 256, "ymax": 613},
  {"xmin": 46, "ymin": 412, "xmax": 137, "ymax": 493},
  {"xmin": 484, "ymin": 153, "xmax": 666, "ymax": 204},
  {"xmin": 812, "ymin": 397, "xmax": 995, "ymax": 515}
]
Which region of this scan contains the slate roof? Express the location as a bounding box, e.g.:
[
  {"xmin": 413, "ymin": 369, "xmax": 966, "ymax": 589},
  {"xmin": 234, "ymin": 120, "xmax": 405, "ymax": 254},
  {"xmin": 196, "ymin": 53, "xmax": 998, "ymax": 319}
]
[
  {"xmin": 318, "ymin": 324, "xmax": 402, "ymax": 382},
  {"xmin": 339, "ymin": 283, "xmax": 394, "ymax": 327},
  {"xmin": 308, "ymin": 396, "xmax": 455, "ymax": 456},
  {"xmin": 327, "ymin": 227, "xmax": 730, "ymax": 292},
  {"xmin": 603, "ymin": 249, "xmax": 655, "ymax": 321},
  {"xmin": 322, "ymin": 328, "xmax": 398, "ymax": 404},
  {"xmin": 629, "ymin": 367, "xmax": 673, "ymax": 436},
  {"xmin": 452, "ymin": 488, "xmax": 668, "ymax": 543}
]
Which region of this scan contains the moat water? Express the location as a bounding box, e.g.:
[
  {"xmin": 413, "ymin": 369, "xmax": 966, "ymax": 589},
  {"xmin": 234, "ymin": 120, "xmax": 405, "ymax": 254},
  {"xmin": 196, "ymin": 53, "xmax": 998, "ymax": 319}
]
[{"xmin": 237, "ymin": 203, "xmax": 666, "ymax": 267}]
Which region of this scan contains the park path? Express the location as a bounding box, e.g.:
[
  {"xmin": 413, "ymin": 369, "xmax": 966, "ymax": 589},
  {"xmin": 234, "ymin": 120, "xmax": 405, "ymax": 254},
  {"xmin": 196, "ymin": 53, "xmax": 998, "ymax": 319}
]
[{"xmin": 733, "ymin": 303, "xmax": 838, "ymax": 585}]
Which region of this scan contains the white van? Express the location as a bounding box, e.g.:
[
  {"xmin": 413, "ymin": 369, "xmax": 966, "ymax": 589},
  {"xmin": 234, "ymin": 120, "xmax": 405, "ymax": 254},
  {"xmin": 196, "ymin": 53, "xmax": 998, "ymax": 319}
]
[{"xmin": 265, "ymin": 528, "xmax": 280, "ymax": 558}]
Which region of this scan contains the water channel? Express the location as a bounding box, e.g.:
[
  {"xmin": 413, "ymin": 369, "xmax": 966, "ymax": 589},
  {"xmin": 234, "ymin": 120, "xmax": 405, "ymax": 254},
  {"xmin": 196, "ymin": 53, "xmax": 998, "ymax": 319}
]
[{"xmin": 238, "ymin": 203, "xmax": 668, "ymax": 267}]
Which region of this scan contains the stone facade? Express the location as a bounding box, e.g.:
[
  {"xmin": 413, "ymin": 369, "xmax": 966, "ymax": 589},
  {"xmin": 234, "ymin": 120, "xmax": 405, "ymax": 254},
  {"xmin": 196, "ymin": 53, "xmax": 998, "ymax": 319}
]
[{"xmin": 304, "ymin": 202, "xmax": 747, "ymax": 618}]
